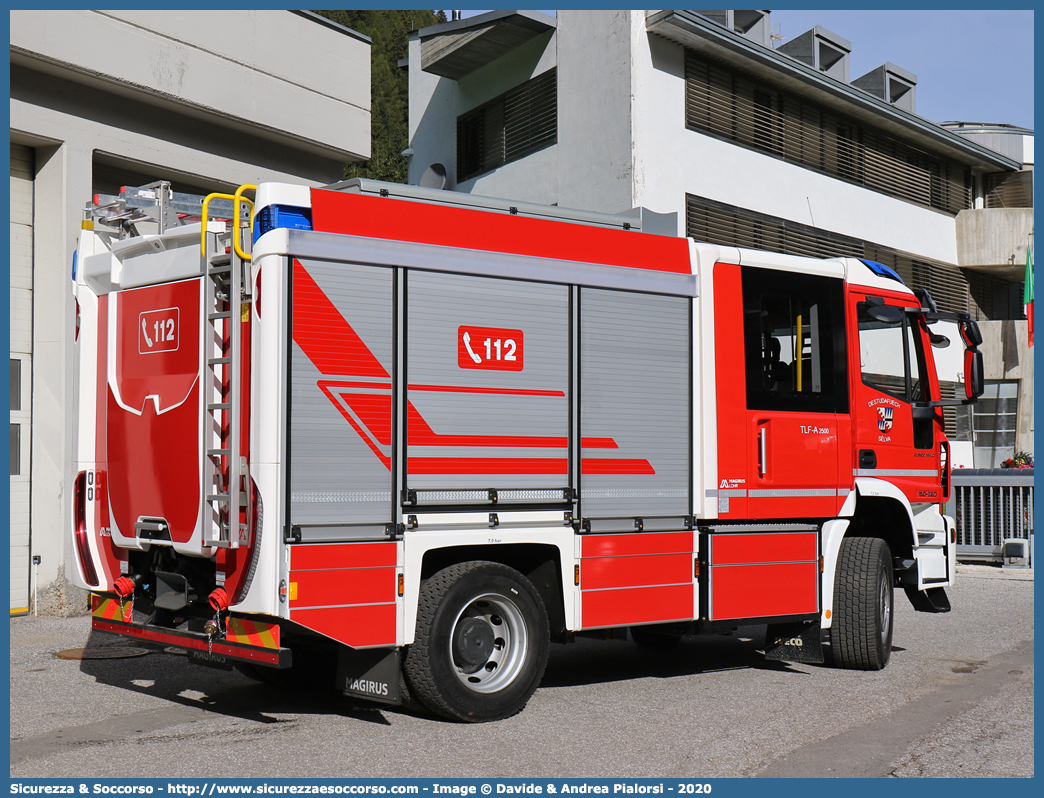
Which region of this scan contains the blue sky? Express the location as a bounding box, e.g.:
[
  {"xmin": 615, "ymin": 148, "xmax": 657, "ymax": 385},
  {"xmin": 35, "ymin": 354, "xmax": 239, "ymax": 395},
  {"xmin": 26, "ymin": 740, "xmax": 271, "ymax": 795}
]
[{"xmin": 454, "ymin": 9, "xmax": 1034, "ymax": 130}]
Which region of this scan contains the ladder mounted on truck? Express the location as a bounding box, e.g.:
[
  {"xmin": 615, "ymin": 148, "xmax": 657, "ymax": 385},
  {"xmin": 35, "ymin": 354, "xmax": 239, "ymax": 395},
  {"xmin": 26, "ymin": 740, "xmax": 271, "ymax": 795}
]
[{"xmin": 200, "ymin": 186, "xmax": 255, "ymax": 550}]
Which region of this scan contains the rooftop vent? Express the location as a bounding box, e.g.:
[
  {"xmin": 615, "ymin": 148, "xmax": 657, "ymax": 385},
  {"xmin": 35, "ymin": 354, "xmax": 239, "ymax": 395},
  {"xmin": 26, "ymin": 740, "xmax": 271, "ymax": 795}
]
[
  {"xmin": 694, "ymin": 10, "xmax": 772, "ymax": 47},
  {"xmin": 852, "ymin": 62, "xmax": 917, "ymax": 113},
  {"xmin": 777, "ymin": 26, "xmax": 851, "ymax": 82}
]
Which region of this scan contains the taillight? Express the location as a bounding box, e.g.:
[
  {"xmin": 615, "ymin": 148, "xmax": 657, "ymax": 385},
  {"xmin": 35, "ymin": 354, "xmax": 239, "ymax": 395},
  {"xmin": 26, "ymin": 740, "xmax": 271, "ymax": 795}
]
[
  {"xmin": 940, "ymin": 441, "xmax": 950, "ymax": 502},
  {"xmin": 254, "ymin": 268, "xmax": 261, "ymax": 319},
  {"xmin": 74, "ymin": 299, "xmax": 80, "ymax": 342},
  {"xmin": 73, "ymin": 471, "xmax": 99, "ymax": 587}
]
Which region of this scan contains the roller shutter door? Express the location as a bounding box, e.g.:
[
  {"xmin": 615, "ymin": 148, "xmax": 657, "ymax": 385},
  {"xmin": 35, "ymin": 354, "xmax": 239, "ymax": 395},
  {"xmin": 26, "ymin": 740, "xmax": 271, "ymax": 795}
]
[
  {"xmin": 10, "ymin": 143, "xmax": 33, "ymax": 614},
  {"xmin": 580, "ymin": 289, "xmax": 691, "ymax": 521}
]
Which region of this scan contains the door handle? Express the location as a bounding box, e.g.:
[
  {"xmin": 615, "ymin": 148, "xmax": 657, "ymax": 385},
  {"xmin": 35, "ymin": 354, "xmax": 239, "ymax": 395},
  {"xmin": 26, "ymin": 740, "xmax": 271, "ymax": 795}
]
[
  {"xmin": 758, "ymin": 426, "xmax": 767, "ymax": 477},
  {"xmin": 858, "ymin": 449, "xmax": 877, "ymax": 469}
]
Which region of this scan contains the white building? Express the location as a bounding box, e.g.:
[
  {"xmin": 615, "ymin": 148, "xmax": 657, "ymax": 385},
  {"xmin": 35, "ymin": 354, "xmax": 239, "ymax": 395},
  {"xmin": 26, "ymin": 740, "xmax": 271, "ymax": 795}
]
[
  {"xmin": 405, "ymin": 9, "xmax": 1033, "ymax": 470},
  {"xmin": 10, "ymin": 10, "xmax": 371, "ymax": 615}
]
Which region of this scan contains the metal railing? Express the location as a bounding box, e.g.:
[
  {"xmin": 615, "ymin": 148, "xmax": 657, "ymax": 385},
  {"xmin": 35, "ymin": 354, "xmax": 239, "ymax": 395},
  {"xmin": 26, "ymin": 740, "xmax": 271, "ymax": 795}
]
[{"xmin": 948, "ymin": 469, "xmax": 1034, "ymax": 562}]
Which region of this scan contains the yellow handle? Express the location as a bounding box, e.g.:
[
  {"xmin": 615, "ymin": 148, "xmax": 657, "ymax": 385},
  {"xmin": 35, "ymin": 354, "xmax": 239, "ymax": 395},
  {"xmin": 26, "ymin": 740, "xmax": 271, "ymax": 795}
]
[{"xmin": 201, "ymin": 185, "xmax": 256, "ymax": 262}]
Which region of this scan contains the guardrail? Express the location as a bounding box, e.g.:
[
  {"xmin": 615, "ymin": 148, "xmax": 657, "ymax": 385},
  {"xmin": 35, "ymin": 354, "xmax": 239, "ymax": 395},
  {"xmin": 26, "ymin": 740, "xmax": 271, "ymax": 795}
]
[{"xmin": 948, "ymin": 469, "xmax": 1034, "ymax": 562}]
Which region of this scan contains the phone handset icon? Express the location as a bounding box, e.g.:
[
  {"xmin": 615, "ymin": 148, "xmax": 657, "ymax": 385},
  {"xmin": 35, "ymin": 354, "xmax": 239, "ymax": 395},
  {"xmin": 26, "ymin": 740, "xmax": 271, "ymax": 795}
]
[
  {"xmin": 462, "ymin": 331, "xmax": 482, "ymax": 364},
  {"xmin": 141, "ymin": 317, "xmax": 154, "ymax": 348}
]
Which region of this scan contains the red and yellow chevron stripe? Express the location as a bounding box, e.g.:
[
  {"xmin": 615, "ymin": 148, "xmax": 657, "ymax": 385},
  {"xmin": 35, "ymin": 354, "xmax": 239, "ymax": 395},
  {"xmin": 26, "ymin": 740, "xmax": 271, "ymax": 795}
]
[
  {"xmin": 225, "ymin": 617, "xmax": 280, "ymax": 649},
  {"xmin": 92, "ymin": 595, "xmax": 132, "ymax": 622}
]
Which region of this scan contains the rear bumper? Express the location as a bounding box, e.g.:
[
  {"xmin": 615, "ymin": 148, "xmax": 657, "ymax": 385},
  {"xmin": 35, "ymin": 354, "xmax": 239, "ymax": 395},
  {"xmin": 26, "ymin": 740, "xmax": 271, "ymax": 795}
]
[{"xmin": 91, "ymin": 595, "xmax": 291, "ymax": 668}]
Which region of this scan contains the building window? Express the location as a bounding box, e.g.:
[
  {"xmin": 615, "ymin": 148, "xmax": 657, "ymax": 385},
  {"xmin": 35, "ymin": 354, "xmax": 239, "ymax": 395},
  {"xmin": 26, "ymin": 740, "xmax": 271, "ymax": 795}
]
[
  {"xmin": 457, "ymin": 68, "xmax": 557, "ymax": 182},
  {"xmin": 972, "ymin": 382, "xmax": 1019, "ymax": 468},
  {"xmin": 683, "ymin": 52, "xmax": 972, "ymax": 215},
  {"xmin": 685, "ymin": 193, "xmax": 1020, "ymax": 321}
]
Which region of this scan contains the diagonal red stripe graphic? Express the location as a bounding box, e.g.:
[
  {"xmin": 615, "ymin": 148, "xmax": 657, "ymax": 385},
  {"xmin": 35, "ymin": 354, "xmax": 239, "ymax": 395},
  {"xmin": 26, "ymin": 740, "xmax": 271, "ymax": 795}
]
[{"xmin": 292, "ymin": 260, "xmax": 389, "ymax": 378}]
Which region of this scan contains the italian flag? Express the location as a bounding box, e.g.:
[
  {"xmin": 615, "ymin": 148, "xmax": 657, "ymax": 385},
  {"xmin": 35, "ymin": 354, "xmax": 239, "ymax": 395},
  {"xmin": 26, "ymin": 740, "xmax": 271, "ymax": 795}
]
[{"xmin": 1025, "ymin": 243, "xmax": 1034, "ymax": 348}]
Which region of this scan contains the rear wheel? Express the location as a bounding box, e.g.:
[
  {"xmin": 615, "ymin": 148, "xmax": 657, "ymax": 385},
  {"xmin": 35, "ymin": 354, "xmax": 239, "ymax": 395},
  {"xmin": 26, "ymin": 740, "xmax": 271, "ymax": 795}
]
[
  {"xmin": 403, "ymin": 561, "xmax": 549, "ymax": 722},
  {"xmin": 831, "ymin": 536, "xmax": 893, "ymax": 670}
]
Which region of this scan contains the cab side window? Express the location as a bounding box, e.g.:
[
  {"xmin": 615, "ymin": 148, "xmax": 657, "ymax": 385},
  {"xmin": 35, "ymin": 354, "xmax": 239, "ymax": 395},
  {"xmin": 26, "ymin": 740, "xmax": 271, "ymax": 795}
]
[
  {"xmin": 857, "ymin": 303, "xmax": 930, "ymax": 403},
  {"xmin": 742, "ymin": 267, "xmax": 848, "ymax": 413}
]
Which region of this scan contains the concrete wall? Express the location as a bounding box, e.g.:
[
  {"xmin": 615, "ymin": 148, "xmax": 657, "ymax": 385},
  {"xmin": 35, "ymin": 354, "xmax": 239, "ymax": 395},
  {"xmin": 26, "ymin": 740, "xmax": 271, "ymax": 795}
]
[
  {"xmin": 9, "ymin": 10, "xmax": 370, "ymax": 614},
  {"xmin": 979, "ymin": 320, "xmax": 1035, "ymax": 456},
  {"xmin": 956, "ymin": 208, "xmax": 1034, "ymax": 270},
  {"xmin": 11, "ymin": 10, "xmax": 370, "ymax": 163}
]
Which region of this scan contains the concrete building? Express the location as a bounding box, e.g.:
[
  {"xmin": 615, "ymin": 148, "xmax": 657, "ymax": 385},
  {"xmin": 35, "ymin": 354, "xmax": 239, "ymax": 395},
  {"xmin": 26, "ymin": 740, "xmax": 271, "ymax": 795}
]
[
  {"xmin": 10, "ymin": 10, "xmax": 371, "ymax": 615},
  {"xmin": 404, "ymin": 9, "xmax": 1033, "ymax": 469}
]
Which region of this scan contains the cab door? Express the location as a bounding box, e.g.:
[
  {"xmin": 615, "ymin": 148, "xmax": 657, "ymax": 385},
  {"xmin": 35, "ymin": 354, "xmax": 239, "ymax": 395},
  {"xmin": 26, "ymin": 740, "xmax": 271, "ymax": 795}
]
[
  {"xmin": 739, "ymin": 266, "xmax": 849, "ymax": 518},
  {"xmin": 849, "ymin": 289, "xmax": 944, "ymax": 505}
]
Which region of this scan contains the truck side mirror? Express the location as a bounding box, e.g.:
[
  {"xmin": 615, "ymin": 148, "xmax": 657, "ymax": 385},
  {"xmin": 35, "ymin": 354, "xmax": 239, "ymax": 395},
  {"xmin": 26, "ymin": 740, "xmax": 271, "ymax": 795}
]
[
  {"xmin": 958, "ymin": 318, "xmax": 983, "ymax": 348},
  {"xmin": 964, "ymin": 349, "xmax": 984, "ymax": 399}
]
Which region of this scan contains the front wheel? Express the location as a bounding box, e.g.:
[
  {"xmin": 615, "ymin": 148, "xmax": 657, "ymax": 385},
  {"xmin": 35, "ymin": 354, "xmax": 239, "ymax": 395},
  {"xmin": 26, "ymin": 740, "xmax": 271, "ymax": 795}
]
[
  {"xmin": 831, "ymin": 536, "xmax": 893, "ymax": 670},
  {"xmin": 403, "ymin": 561, "xmax": 550, "ymax": 722}
]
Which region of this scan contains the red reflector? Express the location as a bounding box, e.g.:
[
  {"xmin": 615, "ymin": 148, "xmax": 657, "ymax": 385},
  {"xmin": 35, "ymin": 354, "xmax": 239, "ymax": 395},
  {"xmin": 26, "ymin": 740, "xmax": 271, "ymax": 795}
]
[
  {"xmin": 254, "ymin": 268, "xmax": 262, "ymax": 319},
  {"xmin": 74, "ymin": 471, "xmax": 99, "ymax": 587}
]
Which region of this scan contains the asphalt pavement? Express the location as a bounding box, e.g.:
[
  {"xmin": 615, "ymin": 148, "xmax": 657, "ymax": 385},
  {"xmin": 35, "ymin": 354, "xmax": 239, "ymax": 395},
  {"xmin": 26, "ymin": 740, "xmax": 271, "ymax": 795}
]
[{"xmin": 9, "ymin": 564, "xmax": 1034, "ymax": 779}]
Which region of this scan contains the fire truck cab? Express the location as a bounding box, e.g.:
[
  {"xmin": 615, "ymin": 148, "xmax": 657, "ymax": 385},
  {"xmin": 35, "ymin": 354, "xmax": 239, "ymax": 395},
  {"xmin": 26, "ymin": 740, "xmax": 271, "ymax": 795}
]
[{"xmin": 70, "ymin": 180, "xmax": 984, "ymax": 721}]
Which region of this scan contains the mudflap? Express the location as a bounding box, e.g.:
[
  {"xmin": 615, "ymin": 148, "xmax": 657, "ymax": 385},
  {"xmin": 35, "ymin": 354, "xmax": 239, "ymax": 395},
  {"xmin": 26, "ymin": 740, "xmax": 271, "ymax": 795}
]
[
  {"xmin": 336, "ymin": 646, "xmax": 401, "ymax": 706},
  {"xmin": 905, "ymin": 585, "xmax": 951, "ymax": 613},
  {"xmin": 764, "ymin": 620, "xmax": 824, "ymax": 664}
]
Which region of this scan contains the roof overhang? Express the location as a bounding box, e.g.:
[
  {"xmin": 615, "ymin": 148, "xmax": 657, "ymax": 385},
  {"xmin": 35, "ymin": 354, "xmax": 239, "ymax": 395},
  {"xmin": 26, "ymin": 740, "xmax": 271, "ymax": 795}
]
[
  {"xmin": 647, "ymin": 10, "xmax": 1021, "ymax": 173},
  {"xmin": 418, "ymin": 10, "xmax": 556, "ymax": 80}
]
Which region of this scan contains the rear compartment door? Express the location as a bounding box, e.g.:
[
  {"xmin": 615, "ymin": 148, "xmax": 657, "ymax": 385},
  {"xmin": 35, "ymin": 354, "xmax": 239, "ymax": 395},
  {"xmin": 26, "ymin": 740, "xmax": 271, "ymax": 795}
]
[{"xmin": 106, "ymin": 277, "xmax": 204, "ymax": 548}]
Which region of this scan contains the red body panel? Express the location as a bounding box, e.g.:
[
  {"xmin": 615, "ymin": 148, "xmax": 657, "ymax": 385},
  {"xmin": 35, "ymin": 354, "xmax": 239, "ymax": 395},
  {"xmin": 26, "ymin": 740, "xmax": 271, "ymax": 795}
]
[
  {"xmin": 288, "ymin": 542, "xmax": 397, "ymax": 648},
  {"xmin": 581, "ymin": 531, "xmax": 692, "ymax": 558},
  {"xmin": 290, "ymin": 605, "xmax": 397, "ymax": 649},
  {"xmin": 579, "ymin": 532, "xmax": 694, "ymax": 628},
  {"xmin": 711, "ymin": 532, "xmax": 817, "ymax": 565},
  {"xmin": 710, "ymin": 562, "xmax": 819, "ymax": 620},
  {"xmin": 581, "ymin": 553, "xmax": 692, "ymax": 590},
  {"xmin": 310, "ymin": 189, "xmax": 692, "ymax": 274},
  {"xmin": 713, "ymin": 262, "xmax": 748, "ymax": 517},
  {"xmin": 708, "ymin": 531, "xmax": 819, "ymax": 620},
  {"xmin": 582, "ymin": 584, "xmax": 694, "ymax": 629}
]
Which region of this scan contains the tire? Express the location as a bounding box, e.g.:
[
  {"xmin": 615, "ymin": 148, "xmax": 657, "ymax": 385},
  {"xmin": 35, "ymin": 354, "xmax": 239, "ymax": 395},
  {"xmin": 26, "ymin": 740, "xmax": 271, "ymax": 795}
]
[
  {"xmin": 831, "ymin": 536, "xmax": 894, "ymax": 670},
  {"xmin": 630, "ymin": 623, "xmax": 685, "ymax": 647},
  {"xmin": 403, "ymin": 561, "xmax": 550, "ymax": 722}
]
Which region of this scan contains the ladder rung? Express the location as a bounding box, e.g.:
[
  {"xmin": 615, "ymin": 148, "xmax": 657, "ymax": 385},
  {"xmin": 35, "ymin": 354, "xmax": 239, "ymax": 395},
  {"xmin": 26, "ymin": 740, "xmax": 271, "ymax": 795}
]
[
  {"xmin": 208, "ymin": 311, "xmax": 232, "ymax": 320},
  {"xmin": 207, "ymin": 494, "xmax": 230, "ymax": 502},
  {"xmin": 202, "ymin": 539, "xmax": 238, "ymax": 549},
  {"xmin": 208, "ymin": 357, "xmax": 231, "ymax": 364},
  {"xmin": 208, "ymin": 403, "xmax": 230, "ymax": 410},
  {"xmin": 207, "ymin": 448, "xmax": 230, "ymax": 456}
]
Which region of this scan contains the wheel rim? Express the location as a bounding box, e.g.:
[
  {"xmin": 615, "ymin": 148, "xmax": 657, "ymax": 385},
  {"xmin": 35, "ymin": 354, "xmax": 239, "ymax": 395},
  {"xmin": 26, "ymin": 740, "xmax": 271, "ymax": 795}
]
[
  {"xmin": 450, "ymin": 592, "xmax": 528, "ymax": 694},
  {"xmin": 878, "ymin": 567, "xmax": 892, "ymax": 646}
]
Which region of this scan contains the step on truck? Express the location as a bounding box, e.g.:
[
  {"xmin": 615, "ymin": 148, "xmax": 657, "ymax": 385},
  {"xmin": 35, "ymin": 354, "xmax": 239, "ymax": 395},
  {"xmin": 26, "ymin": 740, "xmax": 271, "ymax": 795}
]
[{"xmin": 70, "ymin": 179, "xmax": 985, "ymax": 721}]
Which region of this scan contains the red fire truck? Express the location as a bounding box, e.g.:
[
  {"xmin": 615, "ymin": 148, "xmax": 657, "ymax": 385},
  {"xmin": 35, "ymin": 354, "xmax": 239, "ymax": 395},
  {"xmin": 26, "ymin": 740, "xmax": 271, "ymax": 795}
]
[{"xmin": 70, "ymin": 179, "xmax": 984, "ymax": 722}]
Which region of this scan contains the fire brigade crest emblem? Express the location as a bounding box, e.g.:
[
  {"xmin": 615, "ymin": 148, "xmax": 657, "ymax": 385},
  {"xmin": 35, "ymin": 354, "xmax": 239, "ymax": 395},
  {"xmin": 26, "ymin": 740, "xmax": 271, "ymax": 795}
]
[{"xmin": 877, "ymin": 406, "xmax": 894, "ymax": 433}]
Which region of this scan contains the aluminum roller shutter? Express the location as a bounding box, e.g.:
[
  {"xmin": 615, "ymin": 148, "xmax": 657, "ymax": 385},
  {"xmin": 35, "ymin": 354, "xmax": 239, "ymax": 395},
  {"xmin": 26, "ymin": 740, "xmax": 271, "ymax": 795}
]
[
  {"xmin": 579, "ymin": 289, "xmax": 691, "ymax": 519},
  {"xmin": 406, "ymin": 270, "xmax": 569, "ymax": 493},
  {"xmin": 289, "ymin": 259, "xmax": 394, "ymax": 538}
]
